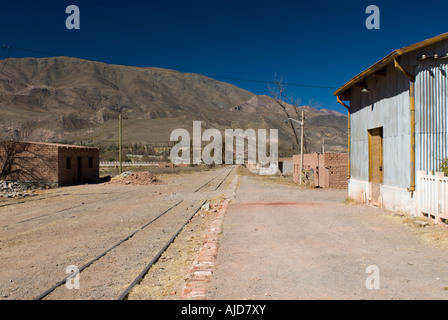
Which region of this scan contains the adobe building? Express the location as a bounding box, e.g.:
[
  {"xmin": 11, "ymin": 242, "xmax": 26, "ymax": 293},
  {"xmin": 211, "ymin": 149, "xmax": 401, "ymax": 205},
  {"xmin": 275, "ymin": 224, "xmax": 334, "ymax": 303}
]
[
  {"xmin": 0, "ymin": 141, "xmax": 99, "ymax": 187},
  {"xmin": 278, "ymin": 157, "xmax": 293, "ymax": 175},
  {"xmin": 293, "ymin": 152, "xmax": 348, "ymax": 188}
]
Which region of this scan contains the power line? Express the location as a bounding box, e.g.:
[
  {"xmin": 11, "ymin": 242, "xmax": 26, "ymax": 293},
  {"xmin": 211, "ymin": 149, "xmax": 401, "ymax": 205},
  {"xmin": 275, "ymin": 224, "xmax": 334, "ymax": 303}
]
[
  {"xmin": 0, "ymin": 44, "xmax": 338, "ymax": 90},
  {"xmin": 0, "ymin": 45, "xmax": 11, "ymax": 73},
  {"xmin": 0, "ymin": 45, "xmax": 30, "ymax": 87},
  {"xmin": 203, "ymin": 75, "xmax": 338, "ymax": 90},
  {"xmin": 1, "ymin": 45, "xmax": 61, "ymax": 57}
]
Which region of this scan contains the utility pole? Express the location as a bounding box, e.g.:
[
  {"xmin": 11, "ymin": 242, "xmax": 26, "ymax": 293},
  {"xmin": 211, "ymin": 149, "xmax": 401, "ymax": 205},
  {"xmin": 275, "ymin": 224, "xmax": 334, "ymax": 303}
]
[
  {"xmin": 299, "ymin": 111, "xmax": 304, "ymax": 185},
  {"xmin": 118, "ymin": 114, "xmax": 122, "ymax": 174},
  {"xmin": 288, "ymin": 111, "xmax": 305, "ymax": 185}
]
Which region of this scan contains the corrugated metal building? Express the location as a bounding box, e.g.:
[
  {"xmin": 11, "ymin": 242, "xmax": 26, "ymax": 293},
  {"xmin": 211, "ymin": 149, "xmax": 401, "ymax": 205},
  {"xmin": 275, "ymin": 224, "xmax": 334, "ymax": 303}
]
[{"xmin": 334, "ymin": 32, "xmax": 448, "ymax": 214}]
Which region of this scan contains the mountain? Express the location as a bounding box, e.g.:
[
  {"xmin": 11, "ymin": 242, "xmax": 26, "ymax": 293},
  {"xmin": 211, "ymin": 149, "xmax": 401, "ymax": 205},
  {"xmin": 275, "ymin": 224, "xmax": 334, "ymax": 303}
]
[
  {"xmin": 0, "ymin": 57, "xmax": 347, "ymax": 156},
  {"xmin": 230, "ymin": 95, "xmax": 346, "ymax": 118},
  {"xmin": 229, "ymin": 95, "xmax": 348, "ymax": 153}
]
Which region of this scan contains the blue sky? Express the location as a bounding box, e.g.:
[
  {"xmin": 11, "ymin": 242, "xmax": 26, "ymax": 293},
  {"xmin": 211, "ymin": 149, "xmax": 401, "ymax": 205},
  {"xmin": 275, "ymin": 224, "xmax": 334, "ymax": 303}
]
[{"xmin": 1, "ymin": 0, "xmax": 447, "ymax": 114}]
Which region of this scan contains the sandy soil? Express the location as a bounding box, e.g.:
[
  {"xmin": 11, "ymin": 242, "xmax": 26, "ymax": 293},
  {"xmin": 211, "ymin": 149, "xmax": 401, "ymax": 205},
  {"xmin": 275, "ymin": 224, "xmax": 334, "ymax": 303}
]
[
  {"xmin": 0, "ymin": 166, "xmax": 234, "ymax": 300},
  {"xmin": 206, "ymin": 167, "xmax": 448, "ymax": 300},
  {"xmin": 3, "ymin": 165, "xmax": 448, "ymax": 300}
]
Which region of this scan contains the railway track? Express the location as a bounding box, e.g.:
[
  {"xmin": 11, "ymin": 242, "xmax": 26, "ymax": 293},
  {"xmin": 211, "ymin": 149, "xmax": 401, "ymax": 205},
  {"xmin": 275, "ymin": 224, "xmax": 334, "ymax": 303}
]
[
  {"xmin": 33, "ymin": 165, "xmax": 235, "ymax": 300},
  {"xmin": 10, "ymin": 191, "xmax": 134, "ymax": 226},
  {"xmin": 2, "ymin": 167, "xmax": 231, "ymax": 227}
]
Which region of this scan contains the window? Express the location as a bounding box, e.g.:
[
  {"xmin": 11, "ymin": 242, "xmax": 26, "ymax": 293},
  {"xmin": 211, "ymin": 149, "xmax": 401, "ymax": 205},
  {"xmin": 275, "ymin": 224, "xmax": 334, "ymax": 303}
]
[
  {"xmin": 88, "ymin": 157, "xmax": 94, "ymax": 169},
  {"xmin": 66, "ymin": 157, "xmax": 72, "ymax": 170}
]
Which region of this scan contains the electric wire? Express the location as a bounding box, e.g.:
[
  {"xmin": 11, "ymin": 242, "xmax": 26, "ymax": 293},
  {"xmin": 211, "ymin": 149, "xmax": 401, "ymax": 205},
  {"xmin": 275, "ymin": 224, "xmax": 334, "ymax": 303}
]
[{"xmin": 0, "ymin": 44, "xmax": 338, "ymax": 90}]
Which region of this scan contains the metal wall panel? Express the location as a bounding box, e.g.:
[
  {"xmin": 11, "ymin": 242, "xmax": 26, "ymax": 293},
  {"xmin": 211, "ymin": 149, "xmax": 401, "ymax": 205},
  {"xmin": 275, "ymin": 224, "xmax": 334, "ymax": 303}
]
[
  {"xmin": 350, "ymin": 64, "xmax": 411, "ymax": 188},
  {"xmin": 415, "ymin": 60, "xmax": 448, "ymax": 174}
]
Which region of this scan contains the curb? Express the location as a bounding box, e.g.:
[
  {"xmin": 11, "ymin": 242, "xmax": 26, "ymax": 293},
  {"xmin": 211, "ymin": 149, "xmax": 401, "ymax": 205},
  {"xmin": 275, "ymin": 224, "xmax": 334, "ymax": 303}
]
[{"xmin": 181, "ymin": 173, "xmax": 238, "ymax": 300}]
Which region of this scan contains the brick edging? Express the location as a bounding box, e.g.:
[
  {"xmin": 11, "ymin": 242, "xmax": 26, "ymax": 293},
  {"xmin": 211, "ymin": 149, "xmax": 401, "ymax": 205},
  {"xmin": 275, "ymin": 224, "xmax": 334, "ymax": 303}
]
[
  {"xmin": 181, "ymin": 198, "xmax": 229, "ymax": 299},
  {"xmin": 181, "ymin": 173, "xmax": 238, "ymax": 300}
]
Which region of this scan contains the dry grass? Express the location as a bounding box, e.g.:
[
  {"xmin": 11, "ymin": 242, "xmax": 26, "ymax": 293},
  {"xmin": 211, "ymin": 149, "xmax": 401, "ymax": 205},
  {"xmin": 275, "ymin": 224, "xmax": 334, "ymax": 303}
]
[
  {"xmin": 343, "ymin": 197, "xmax": 357, "ymax": 205},
  {"xmin": 420, "ymin": 228, "xmax": 448, "ymax": 250},
  {"xmin": 127, "ymin": 211, "xmax": 211, "ymax": 300},
  {"xmin": 127, "ymin": 196, "xmax": 225, "ymax": 300},
  {"xmin": 387, "ymin": 211, "xmax": 448, "ymax": 250},
  {"xmin": 236, "ymin": 165, "xmax": 255, "ymax": 177}
]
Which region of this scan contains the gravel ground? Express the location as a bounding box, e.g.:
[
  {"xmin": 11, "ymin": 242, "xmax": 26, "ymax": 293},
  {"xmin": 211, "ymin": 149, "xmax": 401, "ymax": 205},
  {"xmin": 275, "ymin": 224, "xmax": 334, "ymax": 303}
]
[
  {"xmin": 0, "ymin": 166, "xmax": 234, "ymax": 300},
  {"xmin": 206, "ymin": 167, "xmax": 448, "ymax": 300},
  {"xmin": 3, "ymin": 165, "xmax": 448, "ymax": 301},
  {"xmin": 126, "ymin": 196, "xmax": 226, "ymax": 300}
]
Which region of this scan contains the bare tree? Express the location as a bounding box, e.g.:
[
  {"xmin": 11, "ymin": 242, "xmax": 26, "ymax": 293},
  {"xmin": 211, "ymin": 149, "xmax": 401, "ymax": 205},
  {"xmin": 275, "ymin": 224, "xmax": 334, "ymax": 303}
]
[
  {"xmin": 0, "ymin": 130, "xmax": 55, "ymax": 182},
  {"xmin": 0, "ymin": 140, "xmax": 32, "ymax": 180},
  {"xmin": 268, "ymin": 76, "xmax": 307, "ymax": 154}
]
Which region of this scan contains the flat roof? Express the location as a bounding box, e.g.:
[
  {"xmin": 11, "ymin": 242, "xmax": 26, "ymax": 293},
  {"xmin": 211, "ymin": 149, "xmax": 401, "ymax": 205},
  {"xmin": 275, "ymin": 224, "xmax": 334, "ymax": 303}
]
[
  {"xmin": 334, "ymin": 32, "xmax": 448, "ymax": 98},
  {"xmin": 21, "ymin": 141, "xmax": 99, "ymax": 150}
]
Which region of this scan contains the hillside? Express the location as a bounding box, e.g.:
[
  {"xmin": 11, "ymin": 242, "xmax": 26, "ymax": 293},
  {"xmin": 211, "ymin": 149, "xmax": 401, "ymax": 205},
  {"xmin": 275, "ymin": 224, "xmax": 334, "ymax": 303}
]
[{"xmin": 0, "ymin": 57, "xmax": 347, "ymax": 157}]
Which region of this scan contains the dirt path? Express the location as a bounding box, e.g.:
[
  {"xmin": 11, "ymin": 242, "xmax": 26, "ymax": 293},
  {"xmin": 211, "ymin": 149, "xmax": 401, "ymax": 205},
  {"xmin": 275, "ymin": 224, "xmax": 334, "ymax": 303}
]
[
  {"xmin": 3, "ymin": 165, "xmax": 448, "ymax": 300},
  {"xmin": 0, "ymin": 166, "xmax": 234, "ymax": 300},
  {"xmin": 206, "ymin": 169, "xmax": 448, "ymax": 300}
]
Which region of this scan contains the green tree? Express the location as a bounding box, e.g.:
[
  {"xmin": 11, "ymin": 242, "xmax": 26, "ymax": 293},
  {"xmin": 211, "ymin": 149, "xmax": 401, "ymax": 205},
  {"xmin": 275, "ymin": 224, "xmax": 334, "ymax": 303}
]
[{"xmin": 439, "ymin": 158, "xmax": 448, "ymax": 176}]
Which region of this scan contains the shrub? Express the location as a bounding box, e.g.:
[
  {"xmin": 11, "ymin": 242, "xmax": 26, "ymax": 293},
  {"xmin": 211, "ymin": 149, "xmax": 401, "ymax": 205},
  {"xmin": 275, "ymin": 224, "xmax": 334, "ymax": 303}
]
[{"xmin": 439, "ymin": 158, "xmax": 448, "ymax": 176}]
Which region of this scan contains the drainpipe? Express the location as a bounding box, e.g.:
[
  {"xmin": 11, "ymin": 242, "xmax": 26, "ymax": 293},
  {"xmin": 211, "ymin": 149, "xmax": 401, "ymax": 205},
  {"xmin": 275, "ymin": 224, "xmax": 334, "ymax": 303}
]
[
  {"xmin": 336, "ymin": 96, "xmax": 350, "ymax": 179},
  {"xmin": 393, "ymin": 59, "xmax": 416, "ymax": 192}
]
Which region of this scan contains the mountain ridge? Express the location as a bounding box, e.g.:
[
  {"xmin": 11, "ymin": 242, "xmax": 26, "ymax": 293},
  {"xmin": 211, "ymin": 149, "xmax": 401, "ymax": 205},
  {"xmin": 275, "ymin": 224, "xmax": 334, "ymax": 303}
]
[{"xmin": 0, "ymin": 56, "xmax": 347, "ymax": 155}]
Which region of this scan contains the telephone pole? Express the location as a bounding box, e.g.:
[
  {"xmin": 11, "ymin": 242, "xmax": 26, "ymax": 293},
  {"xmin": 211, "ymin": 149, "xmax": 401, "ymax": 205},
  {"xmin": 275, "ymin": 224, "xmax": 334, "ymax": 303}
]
[
  {"xmin": 299, "ymin": 111, "xmax": 304, "ymax": 185},
  {"xmin": 118, "ymin": 114, "xmax": 123, "ymax": 174},
  {"xmin": 288, "ymin": 111, "xmax": 305, "ymax": 185}
]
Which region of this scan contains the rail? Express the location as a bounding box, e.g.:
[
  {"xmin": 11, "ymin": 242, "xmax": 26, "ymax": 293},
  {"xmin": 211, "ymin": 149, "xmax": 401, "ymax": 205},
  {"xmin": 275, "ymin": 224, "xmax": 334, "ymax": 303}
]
[{"xmin": 33, "ymin": 166, "xmax": 234, "ymax": 300}]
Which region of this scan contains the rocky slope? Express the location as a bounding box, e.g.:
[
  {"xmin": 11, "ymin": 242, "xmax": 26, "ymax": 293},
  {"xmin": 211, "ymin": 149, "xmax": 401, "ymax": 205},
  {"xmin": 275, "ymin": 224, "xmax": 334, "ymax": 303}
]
[{"xmin": 0, "ymin": 57, "xmax": 347, "ymax": 154}]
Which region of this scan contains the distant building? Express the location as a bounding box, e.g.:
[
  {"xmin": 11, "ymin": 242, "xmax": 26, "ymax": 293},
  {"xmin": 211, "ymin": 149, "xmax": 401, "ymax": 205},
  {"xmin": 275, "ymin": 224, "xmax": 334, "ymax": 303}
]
[
  {"xmin": 278, "ymin": 157, "xmax": 293, "ymax": 175},
  {"xmin": 334, "ymin": 33, "xmax": 448, "ymax": 215},
  {"xmin": 0, "ymin": 141, "xmax": 99, "ymax": 187},
  {"xmin": 293, "ymin": 152, "xmax": 348, "ymax": 188}
]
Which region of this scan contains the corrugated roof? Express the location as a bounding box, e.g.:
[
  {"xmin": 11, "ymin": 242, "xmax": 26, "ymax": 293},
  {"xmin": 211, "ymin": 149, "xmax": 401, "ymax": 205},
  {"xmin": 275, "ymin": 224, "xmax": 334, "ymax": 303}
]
[{"xmin": 334, "ymin": 32, "xmax": 448, "ymax": 98}]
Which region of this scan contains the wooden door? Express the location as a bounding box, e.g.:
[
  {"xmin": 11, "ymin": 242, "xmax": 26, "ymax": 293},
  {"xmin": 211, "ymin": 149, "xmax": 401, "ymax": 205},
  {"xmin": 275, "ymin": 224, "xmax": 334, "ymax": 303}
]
[{"xmin": 368, "ymin": 128, "xmax": 383, "ymax": 206}]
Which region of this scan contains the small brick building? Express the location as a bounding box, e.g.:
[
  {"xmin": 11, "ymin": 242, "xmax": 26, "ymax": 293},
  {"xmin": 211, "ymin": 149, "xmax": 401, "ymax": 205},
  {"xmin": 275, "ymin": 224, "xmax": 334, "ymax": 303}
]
[
  {"xmin": 278, "ymin": 157, "xmax": 293, "ymax": 175},
  {"xmin": 0, "ymin": 141, "xmax": 99, "ymax": 186},
  {"xmin": 293, "ymin": 152, "xmax": 348, "ymax": 188}
]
